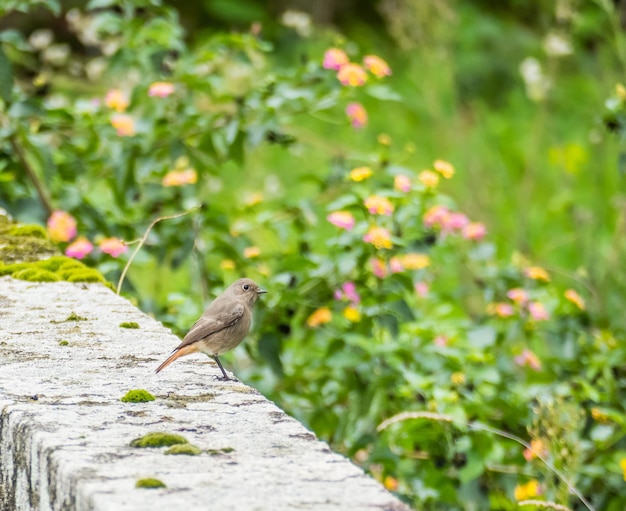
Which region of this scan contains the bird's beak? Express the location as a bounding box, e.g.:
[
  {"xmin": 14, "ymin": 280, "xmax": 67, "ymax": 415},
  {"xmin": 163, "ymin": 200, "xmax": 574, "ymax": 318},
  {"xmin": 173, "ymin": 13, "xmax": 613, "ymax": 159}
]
[{"xmin": 257, "ymin": 288, "xmax": 268, "ymax": 295}]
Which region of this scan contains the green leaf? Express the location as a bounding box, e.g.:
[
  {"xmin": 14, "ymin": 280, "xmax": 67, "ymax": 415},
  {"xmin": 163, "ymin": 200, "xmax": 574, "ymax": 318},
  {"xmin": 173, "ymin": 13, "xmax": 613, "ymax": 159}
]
[
  {"xmin": 467, "ymin": 326, "xmax": 497, "ymax": 349},
  {"xmin": 0, "ymin": 46, "xmax": 13, "ymax": 103},
  {"xmin": 86, "ymin": 0, "xmax": 118, "ymax": 9},
  {"xmin": 366, "ymin": 85, "xmax": 403, "ymax": 102},
  {"xmin": 257, "ymin": 332, "xmax": 283, "ymax": 376}
]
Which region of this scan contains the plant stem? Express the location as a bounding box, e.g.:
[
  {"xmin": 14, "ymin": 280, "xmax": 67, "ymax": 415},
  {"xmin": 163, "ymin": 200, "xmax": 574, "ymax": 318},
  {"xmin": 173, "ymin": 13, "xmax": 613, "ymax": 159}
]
[{"xmin": 10, "ymin": 136, "xmax": 54, "ymax": 216}]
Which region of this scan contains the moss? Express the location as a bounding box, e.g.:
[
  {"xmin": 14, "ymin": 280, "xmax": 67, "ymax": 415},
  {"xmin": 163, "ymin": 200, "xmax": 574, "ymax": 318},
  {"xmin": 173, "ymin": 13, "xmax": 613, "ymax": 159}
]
[
  {"xmin": 207, "ymin": 447, "xmax": 235, "ymax": 455},
  {"xmin": 59, "ymin": 340, "xmax": 69, "ymax": 346},
  {"xmin": 121, "ymin": 389, "xmax": 155, "ymax": 403},
  {"xmin": 66, "ymin": 269, "xmax": 106, "ymax": 283},
  {"xmin": 130, "ymin": 432, "xmax": 188, "ymax": 448},
  {"xmin": 12, "ymin": 268, "xmax": 61, "ymax": 282},
  {"xmin": 135, "ymin": 478, "xmax": 166, "ymax": 489},
  {"xmin": 66, "ymin": 312, "xmax": 88, "ymax": 321},
  {"xmin": 38, "ymin": 256, "xmax": 76, "ymax": 271},
  {"xmin": 165, "ymin": 444, "xmax": 201, "ymax": 456},
  {"xmin": 119, "ymin": 321, "xmax": 140, "ymax": 329},
  {"xmin": 7, "ymin": 224, "xmax": 48, "ymax": 239}
]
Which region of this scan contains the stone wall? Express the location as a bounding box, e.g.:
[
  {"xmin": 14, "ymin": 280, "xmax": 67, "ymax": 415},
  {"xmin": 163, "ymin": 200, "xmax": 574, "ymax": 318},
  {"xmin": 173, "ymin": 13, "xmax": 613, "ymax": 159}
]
[{"xmin": 0, "ymin": 277, "xmax": 410, "ymax": 511}]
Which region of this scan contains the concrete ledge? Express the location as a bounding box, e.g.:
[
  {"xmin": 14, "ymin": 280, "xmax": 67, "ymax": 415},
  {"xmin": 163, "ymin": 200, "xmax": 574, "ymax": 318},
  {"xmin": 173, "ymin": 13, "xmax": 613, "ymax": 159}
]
[{"xmin": 0, "ymin": 278, "xmax": 409, "ymax": 511}]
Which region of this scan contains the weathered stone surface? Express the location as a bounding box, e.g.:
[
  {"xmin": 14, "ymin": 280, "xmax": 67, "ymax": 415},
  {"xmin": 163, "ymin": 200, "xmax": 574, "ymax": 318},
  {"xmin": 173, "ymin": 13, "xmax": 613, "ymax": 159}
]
[{"xmin": 0, "ymin": 278, "xmax": 410, "ymax": 511}]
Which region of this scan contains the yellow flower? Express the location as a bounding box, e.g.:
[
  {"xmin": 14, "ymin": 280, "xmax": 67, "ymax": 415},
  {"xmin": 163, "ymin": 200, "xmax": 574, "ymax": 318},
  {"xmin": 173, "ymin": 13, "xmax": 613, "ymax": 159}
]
[
  {"xmin": 343, "ymin": 305, "xmax": 361, "ymax": 322},
  {"xmin": 451, "ymin": 372, "xmax": 466, "ymax": 385},
  {"xmin": 514, "ymin": 480, "xmax": 541, "ymax": 500},
  {"xmin": 349, "ymin": 166, "xmax": 373, "ymax": 182},
  {"xmin": 337, "ymin": 63, "xmax": 368, "ymax": 86},
  {"xmin": 306, "ymin": 307, "xmax": 332, "ymax": 327},
  {"xmin": 162, "ymin": 169, "xmax": 197, "ymax": 187},
  {"xmin": 401, "ymin": 253, "xmax": 430, "ymax": 270},
  {"xmin": 418, "ymin": 170, "xmax": 440, "ymax": 188},
  {"xmin": 364, "ymin": 195, "xmax": 394, "ymax": 216},
  {"xmin": 220, "ymin": 259, "xmax": 235, "ymax": 270},
  {"xmin": 620, "ymin": 458, "xmax": 626, "ymax": 481},
  {"xmin": 243, "ymin": 246, "xmax": 261, "ymax": 259},
  {"xmin": 564, "ymin": 289, "xmax": 585, "ymax": 310},
  {"xmin": 524, "ymin": 266, "xmax": 550, "ymax": 282},
  {"xmin": 433, "ymin": 159, "xmax": 455, "ymax": 179},
  {"xmin": 104, "ymin": 89, "xmax": 129, "ymax": 112},
  {"xmin": 383, "ymin": 476, "xmax": 398, "ymax": 491},
  {"xmin": 591, "ymin": 408, "xmax": 610, "ymax": 423},
  {"xmin": 377, "ymin": 133, "xmax": 392, "ymax": 146},
  {"xmin": 363, "ymin": 55, "xmax": 392, "ymax": 78},
  {"xmin": 363, "ymin": 226, "xmax": 393, "ymax": 249}
]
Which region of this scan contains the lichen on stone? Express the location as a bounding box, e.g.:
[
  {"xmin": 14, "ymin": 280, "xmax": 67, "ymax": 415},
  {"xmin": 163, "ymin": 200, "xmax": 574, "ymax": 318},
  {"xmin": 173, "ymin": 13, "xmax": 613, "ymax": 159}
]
[
  {"xmin": 165, "ymin": 444, "xmax": 201, "ymax": 456},
  {"xmin": 135, "ymin": 478, "xmax": 166, "ymax": 489},
  {"xmin": 119, "ymin": 321, "xmax": 140, "ymax": 329},
  {"xmin": 207, "ymin": 447, "xmax": 235, "ymax": 455},
  {"xmin": 59, "ymin": 340, "xmax": 69, "ymax": 346},
  {"xmin": 130, "ymin": 432, "xmax": 188, "ymax": 448},
  {"xmin": 121, "ymin": 389, "xmax": 155, "ymax": 403}
]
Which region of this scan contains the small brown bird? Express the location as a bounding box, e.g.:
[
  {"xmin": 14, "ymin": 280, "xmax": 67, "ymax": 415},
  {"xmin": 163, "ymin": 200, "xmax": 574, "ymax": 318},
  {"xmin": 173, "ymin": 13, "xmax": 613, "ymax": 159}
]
[{"xmin": 155, "ymin": 278, "xmax": 266, "ymax": 380}]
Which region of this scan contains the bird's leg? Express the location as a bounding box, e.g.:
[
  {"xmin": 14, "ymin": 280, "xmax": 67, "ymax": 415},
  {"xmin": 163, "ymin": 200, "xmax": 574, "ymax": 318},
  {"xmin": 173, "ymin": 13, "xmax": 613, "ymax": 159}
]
[{"xmin": 212, "ymin": 355, "xmax": 230, "ymax": 380}]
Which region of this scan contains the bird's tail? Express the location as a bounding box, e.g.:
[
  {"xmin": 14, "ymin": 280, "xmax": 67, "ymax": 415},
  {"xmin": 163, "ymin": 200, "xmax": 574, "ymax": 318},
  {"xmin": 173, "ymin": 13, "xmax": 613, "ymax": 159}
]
[{"xmin": 155, "ymin": 344, "xmax": 197, "ymax": 373}]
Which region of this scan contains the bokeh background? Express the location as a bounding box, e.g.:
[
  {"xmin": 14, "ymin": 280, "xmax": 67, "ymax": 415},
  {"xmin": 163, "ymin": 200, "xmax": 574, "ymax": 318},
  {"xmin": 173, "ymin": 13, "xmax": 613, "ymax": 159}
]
[{"xmin": 2, "ymin": 0, "xmax": 626, "ymax": 509}]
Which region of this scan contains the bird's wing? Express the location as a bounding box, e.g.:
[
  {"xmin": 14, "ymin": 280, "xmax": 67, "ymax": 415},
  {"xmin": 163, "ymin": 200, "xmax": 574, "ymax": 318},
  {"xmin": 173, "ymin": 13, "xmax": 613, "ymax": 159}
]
[{"xmin": 173, "ymin": 302, "xmax": 245, "ymax": 351}]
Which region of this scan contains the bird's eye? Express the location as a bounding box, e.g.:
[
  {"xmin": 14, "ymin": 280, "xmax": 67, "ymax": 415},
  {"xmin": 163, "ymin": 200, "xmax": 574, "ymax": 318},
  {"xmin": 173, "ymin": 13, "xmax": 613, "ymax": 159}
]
[{"xmin": 243, "ymin": 284, "xmax": 250, "ymax": 291}]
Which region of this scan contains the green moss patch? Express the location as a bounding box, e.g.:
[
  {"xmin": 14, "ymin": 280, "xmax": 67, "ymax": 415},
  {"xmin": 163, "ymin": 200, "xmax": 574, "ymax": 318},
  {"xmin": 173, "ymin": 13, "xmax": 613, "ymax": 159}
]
[
  {"xmin": 207, "ymin": 447, "xmax": 235, "ymax": 455},
  {"xmin": 121, "ymin": 389, "xmax": 155, "ymax": 403},
  {"xmin": 0, "ymin": 215, "xmax": 57, "ymax": 263},
  {"xmin": 165, "ymin": 444, "xmax": 201, "ymax": 456},
  {"xmin": 59, "ymin": 340, "xmax": 69, "ymax": 346},
  {"xmin": 130, "ymin": 432, "xmax": 188, "ymax": 448},
  {"xmin": 0, "ymin": 254, "xmax": 107, "ymax": 284},
  {"xmin": 119, "ymin": 321, "xmax": 140, "ymax": 329},
  {"xmin": 7, "ymin": 224, "xmax": 48, "ymax": 239},
  {"xmin": 135, "ymin": 478, "xmax": 166, "ymax": 489},
  {"xmin": 12, "ymin": 268, "xmax": 60, "ymax": 282}
]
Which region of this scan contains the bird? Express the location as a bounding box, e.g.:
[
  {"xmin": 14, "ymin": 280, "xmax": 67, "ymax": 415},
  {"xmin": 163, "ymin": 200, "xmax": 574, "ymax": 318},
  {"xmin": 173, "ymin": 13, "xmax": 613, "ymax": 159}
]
[{"xmin": 155, "ymin": 278, "xmax": 267, "ymax": 380}]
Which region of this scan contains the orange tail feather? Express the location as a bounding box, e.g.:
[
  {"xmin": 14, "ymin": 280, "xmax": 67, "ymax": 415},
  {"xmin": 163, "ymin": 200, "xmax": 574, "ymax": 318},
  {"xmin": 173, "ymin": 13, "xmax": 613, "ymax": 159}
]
[{"xmin": 155, "ymin": 344, "xmax": 198, "ymax": 373}]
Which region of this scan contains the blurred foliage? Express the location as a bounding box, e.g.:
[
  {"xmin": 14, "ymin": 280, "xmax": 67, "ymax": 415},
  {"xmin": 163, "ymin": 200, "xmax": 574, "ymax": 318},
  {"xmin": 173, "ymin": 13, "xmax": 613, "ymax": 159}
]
[{"xmin": 2, "ymin": 0, "xmax": 626, "ymax": 509}]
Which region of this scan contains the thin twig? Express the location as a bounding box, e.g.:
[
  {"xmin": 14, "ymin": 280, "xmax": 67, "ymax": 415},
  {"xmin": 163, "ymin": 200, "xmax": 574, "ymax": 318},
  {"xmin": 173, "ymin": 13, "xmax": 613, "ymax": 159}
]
[
  {"xmin": 377, "ymin": 412, "xmax": 595, "ymax": 511},
  {"xmin": 518, "ymin": 500, "xmax": 572, "ymax": 511},
  {"xmin": 10, "ymin": 136, "xmax": 54, "ymax": 216},
  {"xmin": 116, "ymin": 206, "xmax": 200, "ymax": 295}
]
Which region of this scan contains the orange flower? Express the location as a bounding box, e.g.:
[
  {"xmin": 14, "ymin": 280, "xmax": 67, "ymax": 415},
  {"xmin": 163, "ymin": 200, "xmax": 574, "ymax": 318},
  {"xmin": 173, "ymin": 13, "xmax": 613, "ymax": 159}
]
[
  {"xmin": 564, "ymin": 289, "xmax": 585, "ymax": 310},
  {"xmin": 364, "ymin": 196, "xmax": 394, "ymax": 216},
  {"xmin": 401, "ymin": 253, "xmax": 430, "ymax": 270},
  {"xmin": 418, "ymin": 170, "xmax": 439, "ymax": 188},
  {"xmin": 463, "ymin": 222, "xmax": 487, "ymax": 241},
  {"xmin": 306, "ymin": 307, "xmax": 332, "ymax": 327},
  {"xmin": 524, "ymin": 266, "xmax": 550, "ymax": 282},
  {"xmin": 47, "ymin": 210, "xmax": 77, "ymax": 242},
  {"xmin": 363, "ymin": 227, "xmax": 392, "ymax": 249},
  {"xmin": 243, "ymin": 246, "xmax": 261, "ymax": 258},
  {"xmin": 487, "ymin": 302, "xmax": 515, "ymax": 318},
  {"xmin": 337, "ymin": 63, "xmax": 367, "ymax": 86},
  {"xmin": 515, "ymin": 349, "xmax": 541, "ymax": 371},
  {"xmin": 148, "ymin": 82, "xmax": 175, "ymax": 97},
  {"xmin": 110, "ymin": 114, "xmax": 135, "ymax": 136},
  {"xmin": 383, "ymin": 476, "xmax": 398, "ymax": 491},
  {"xmin": 98, "ymin": 237, "xmax": 127, "ymax": 257},
  {"xmin": 591, "ymin": 408, "xmax": 610, "ymax": 423},
  {"xmin": 363, "ymin": 55, "xmax": 391, "ymax": 78},
  {"xmin": 523, "ymin": 438, "xmax": 548, "ymax": 461},
  {"xmin": 433, "ymin": 159, "xmax": 455, "ymax": 179},
  {"xmin": 104, "ymin": 89, "xmax": 129, "ymax": 112},
  {"xmin": 162, "ymin": 169, "xmax": 197, "ymax": 187}
]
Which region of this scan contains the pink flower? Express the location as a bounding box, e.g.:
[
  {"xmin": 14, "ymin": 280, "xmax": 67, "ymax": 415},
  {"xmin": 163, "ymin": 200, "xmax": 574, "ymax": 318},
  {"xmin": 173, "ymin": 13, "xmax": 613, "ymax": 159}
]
[
  {"xmin": 369, "ymin": 258, "xmax": 388, "ymax": 278},
  {"xmin": 148, "ymin": 82, "xmax": 175, "ymax": 98},
  {"xmin": 389, "ymin": 257, "xmax": 404, "ymax": 273},
  {"xmin": 323, "ymin": 48, "xmax": 349, "ymax": 70},
  {"xmin": 515, "ymin": 349, "xmax": 542, "ymax": 371},
  {"xmin": 65, "ymin": 237, "xmax": 93, "ymax": 259},
  {"xmin": 337, "ymin": 64, "xmax": 368, "ymax": 86},
  {"xmin": 363, "ymin": 55, "xmax": 392, "ymax": 78},
  {"xmin": 394, "ymin": 175, "xmax": 411, "ymax": 192},
  {"xmin": 528, "ymin": 301, "xmax": 549, "ymax": 321},
  {"xmin": 47, "ymin": 210, "xmax": 77, "ymax": 242},
  {"xmin": 345, "ymin": 102, "xmax": 367, "ymax": 129},
  {"xmin": 507, "ymin": 288, "xmax": 529, "ymax": 304},
  {"xmin": 463, "ymin": 222, "xmax": 487, "ymax": 241},
  {"xmin": 337, "ymin": 282, "xmax": 361, "ymax": 304},
  {"xmin": 98, "ymin": 237, "xmax": 128, "ymax": 257},
  {"xmin": 110, "ymin": 114, "xmax": 135, "ymax": 136},
  {"xmin": 443, "ymin": 212, "xmax": 470, "ymax": 232},
  {"xmin": 327, "ymin": 211, "xmax": 355, "ymax": 230},
  {"xmin": 423, "ymin": 205, "xmax": 450, "ymax": 228},
  {"xmin": 488, "ymin": 302, "xmax": 515, "ymax": 318},
  {"xmin": 414, "ymin": 281, "xmax": 429, "ymax": 297},
  {"xmin": 434, "ymin": 335, "xmax": 448, "ymax": 347}
]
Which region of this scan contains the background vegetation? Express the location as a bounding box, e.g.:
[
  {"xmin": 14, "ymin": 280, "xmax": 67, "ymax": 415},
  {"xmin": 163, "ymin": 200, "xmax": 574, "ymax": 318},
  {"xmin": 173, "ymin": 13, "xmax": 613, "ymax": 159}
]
[{"xmin": 1, "ymin": 0, "xmax": 626, "ymax": 509}]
